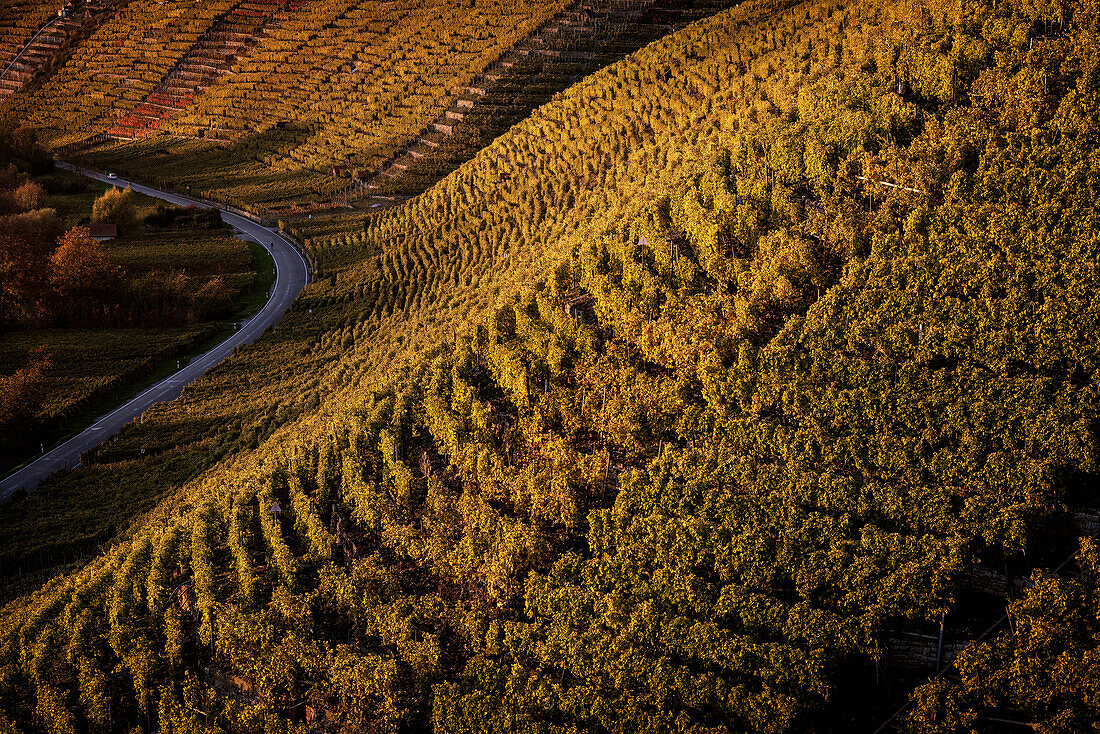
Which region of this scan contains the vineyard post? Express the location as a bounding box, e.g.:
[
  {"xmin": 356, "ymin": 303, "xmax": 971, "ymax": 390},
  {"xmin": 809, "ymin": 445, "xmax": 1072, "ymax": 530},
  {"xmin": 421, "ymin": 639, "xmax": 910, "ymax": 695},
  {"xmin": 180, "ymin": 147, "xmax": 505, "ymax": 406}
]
[{"xmin": 935, "ymin": 612, "xmax": 945, "ymax": 672}]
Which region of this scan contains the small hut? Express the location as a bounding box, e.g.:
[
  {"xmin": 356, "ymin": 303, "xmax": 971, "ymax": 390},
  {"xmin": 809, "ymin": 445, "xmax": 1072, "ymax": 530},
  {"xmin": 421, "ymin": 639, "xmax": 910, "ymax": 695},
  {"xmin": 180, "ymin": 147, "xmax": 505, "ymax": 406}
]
[
  {"xmin": 564, "ymin": 290, "xmax": 597, "ymax": 326},
  {"xmin": 88, "ymin": 223, "xmax": 117, "ymax": 241}
]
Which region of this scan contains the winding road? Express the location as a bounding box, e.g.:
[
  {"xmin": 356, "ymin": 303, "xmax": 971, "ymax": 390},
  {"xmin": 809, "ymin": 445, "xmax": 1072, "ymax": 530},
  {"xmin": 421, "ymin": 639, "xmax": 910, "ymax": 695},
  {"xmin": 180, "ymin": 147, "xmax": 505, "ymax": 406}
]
[{"xmin": 0, "ymin": 164, "xmax": 310, "ymax": 501}]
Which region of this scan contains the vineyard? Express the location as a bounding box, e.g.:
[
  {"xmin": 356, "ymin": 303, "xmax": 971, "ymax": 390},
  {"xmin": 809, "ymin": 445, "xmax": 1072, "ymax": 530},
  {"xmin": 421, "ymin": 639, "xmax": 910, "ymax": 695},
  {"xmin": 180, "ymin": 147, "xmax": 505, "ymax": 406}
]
[
  {"xmin": 52, "ymin": 0, "xmax": 731, "ymax": 217},
  {"xmin": 0, "ymin": 0, "xmax": 72, "ymax": 91},
  {"xmin": 1, "ymin": 0, "xmax": 1098, "ymax": 732},
  {"xmin": 339, "ymin": 0, "xmax": 728, "ymax": 208},
  {"xmin": 0, "ymin": 0, "xmax": 266, "ymax": 147},
  {"xmin": 4, "ymin": 0, "xmax": 584, "ymax": 215},
  {"xmin": 106, "ymin": 0, "xmax": 310, "ymax": 141}
]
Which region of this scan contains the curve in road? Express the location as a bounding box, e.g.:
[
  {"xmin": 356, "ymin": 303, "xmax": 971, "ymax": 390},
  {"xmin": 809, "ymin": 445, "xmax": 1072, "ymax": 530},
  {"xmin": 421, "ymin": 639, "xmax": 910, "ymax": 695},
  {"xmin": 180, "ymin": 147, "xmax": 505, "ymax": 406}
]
[{"xmin": 0, "ymin": 164, "xmax": 310, "ymax": 502}]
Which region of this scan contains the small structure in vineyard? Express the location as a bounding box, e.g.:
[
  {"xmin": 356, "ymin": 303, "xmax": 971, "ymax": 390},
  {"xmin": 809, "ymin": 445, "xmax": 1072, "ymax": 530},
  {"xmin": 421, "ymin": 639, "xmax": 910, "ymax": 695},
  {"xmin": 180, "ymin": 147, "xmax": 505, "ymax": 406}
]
[
  {"xmin": 565, "ymin": 290, "xmax": 597, "ymax": 326},
  {"xmin": 88, "ymin": 223, "xmax": 117, "ymax": 241}
]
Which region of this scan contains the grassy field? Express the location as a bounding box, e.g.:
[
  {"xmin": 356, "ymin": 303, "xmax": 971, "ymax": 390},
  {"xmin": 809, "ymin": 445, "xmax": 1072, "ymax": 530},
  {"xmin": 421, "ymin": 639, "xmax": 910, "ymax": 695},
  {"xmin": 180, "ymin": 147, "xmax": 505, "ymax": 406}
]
[{"xmin": 0, "ymin": 174, "xmax": 273, "ymax": 476}]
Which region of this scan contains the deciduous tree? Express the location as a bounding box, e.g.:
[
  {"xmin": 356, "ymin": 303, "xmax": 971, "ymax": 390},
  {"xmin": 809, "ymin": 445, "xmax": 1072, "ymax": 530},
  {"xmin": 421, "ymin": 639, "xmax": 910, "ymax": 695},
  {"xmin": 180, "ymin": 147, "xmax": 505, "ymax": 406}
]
[
  {"xmin": 91, "ymin": 186, "xmax": 138, "ymax": 235},
  {"xmin": 49, "ymin": 226, "xmax": 119, "ymax": 315}
]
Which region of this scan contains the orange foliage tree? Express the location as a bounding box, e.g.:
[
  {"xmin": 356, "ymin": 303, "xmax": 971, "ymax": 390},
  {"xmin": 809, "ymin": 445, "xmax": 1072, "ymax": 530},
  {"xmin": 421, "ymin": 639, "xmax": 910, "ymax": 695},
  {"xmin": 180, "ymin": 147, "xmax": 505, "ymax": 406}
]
[
  {"xmin": 49, "ymin": 226, "xmax": 120, "ymax": 324},
  {"xmin": 0, "ymin": 346, "xmax": 51, "ymax": 430},
  {"xmin": 0, "ymin": 209, "xmax": 63, "ymax": 325},
  {"xmin": 12, "ymin": 181, "xmax": 44, "ymax": 211}
]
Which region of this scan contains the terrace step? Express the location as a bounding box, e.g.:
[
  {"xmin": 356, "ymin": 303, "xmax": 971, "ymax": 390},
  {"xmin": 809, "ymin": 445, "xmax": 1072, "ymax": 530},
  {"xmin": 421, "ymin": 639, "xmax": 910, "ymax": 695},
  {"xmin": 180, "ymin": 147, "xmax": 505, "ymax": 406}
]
[
  {"xmin": 101, "ymin": 0, "xmax": 310, "ymax": 141},
  {"xmin": 329, "ymin": 0, "xmax": 701, "ymax": 213},
  {"xmin": 0, "ymin": 0, "xmax": 113, "ymax": 97}
]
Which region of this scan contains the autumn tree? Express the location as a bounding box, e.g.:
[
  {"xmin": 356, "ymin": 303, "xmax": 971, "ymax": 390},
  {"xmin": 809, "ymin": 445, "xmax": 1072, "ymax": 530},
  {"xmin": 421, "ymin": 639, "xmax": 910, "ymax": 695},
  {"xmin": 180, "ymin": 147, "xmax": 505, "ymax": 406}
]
[
  {"xmin": 49, "ymin": 226, "xmax": 119, "ymax": 323},
  {"xmin": 0, "ymin": 346, "xmax": 51, "ymax": 437},
  {"xmin": 12, "ymin": 181, "xmax": 45, "ymax": 212},
  {"xmin": 0, "ymin": 208, "xmax": 63, "ymax": 325},
  {"xmin": 91, "ymin": 185, "xmax": 138, "ymax": 234}
]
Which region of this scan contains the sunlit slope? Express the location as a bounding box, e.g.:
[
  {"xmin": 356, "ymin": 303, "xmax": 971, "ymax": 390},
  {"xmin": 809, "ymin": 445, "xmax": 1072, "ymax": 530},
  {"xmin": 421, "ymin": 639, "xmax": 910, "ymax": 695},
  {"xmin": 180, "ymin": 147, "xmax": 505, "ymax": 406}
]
[
  {"xmin": 3, "ymin": 0, "xmax": 571, "ymax": 213},
  {"xmin": 72, "ymin": 0, "xmax": 723, "ymax": 216},
  {"xmin": 0, "ymin": 0, "xmax": 240, "ymax": 141},
  {"xmin": 0, "ymin": 0, "xmax": 66, "ymax": 69},
  {"xmin": 2, "ymin": 0, "xmax": 1099, "ymax": 732},
  {"xmin": 165, "ymin": 0, "xmax": 569, "ymax": 163}
]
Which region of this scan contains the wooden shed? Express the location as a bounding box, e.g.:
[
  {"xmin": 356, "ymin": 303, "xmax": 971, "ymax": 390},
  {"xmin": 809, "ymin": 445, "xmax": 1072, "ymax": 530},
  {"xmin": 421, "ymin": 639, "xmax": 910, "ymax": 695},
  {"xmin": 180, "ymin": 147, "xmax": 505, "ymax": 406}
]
[
  {"xmin": 564, "ymin": 290, "xmax": 597, "ymax": 326},
  {"xmin": 88, "ymin": 223, "xmax": 117, "ymax": 241}
]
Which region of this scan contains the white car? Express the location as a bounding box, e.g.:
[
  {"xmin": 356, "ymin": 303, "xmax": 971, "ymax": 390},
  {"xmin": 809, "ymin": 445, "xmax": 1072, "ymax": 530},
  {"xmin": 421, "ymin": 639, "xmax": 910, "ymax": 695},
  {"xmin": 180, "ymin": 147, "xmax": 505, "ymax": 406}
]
[{"xmin": 106, "ymin": 172, "xmax": 117, "ymax": 180}]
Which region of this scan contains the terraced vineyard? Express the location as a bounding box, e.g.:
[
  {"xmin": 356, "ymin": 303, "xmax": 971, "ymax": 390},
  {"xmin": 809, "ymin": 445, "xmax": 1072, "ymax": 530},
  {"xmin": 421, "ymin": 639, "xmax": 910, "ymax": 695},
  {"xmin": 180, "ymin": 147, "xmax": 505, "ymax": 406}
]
[
  {"xmin": 164, "ymin": 0, "xmax": 571, "ymax": 152},
  {"xmin": 10, "ymin": 0, "xmax": 583, "ymax": 215},
  {"xmin": 107, "ymin": 0, "xmax": 310, "ymax": 141},
  {"xmin": 0, "ymin": 0, "xmax": 64, "ymax": 73},
  {"xmin": 0, "ymin": 0, "xmax": 245, "ymax": 144},
  {"xmin": 342, "ymin": 0, "xmax": 717, "ymax": 208},
  {"xmin": 0, "ymin": 0, "xmax": 112, "ymax": 100},
  {"xmin": 55, "ymin": 0, "xmax": 726, "ymax": 217},
  {"xmin": 1, "ymin": 0, "xmax": 1099, "ymax": 732}
]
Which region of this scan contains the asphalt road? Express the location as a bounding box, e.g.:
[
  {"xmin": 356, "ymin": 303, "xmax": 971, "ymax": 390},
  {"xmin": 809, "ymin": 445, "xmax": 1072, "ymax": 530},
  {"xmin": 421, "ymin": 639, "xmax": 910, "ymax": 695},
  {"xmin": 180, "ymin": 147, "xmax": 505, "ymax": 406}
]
[{"xmin": 0, "ymin": 164, "xmax": 310, "ymax": 501}]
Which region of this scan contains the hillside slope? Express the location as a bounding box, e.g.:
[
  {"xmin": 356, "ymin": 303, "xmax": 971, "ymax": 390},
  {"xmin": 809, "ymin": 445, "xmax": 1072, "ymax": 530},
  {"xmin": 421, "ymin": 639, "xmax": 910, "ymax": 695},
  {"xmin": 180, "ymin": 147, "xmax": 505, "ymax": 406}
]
[
  {"xmin": 70, "ymin": 0, "xmax": 727, "ymax": 217},
  {"xmin": 2, "ymin": 0, "xmax": 1099, "ymax": 732},
  {"xmin": 1, "ymin": 0, "xmax": 575, "ymax": 212}
]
